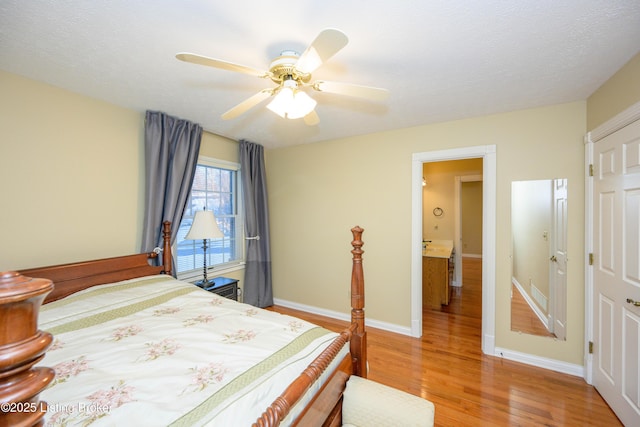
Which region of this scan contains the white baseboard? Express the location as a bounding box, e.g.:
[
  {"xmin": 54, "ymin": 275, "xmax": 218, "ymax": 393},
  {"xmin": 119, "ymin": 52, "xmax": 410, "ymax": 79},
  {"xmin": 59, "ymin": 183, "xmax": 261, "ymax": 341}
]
[
  {"xmin": 273, "ymin": 298, "xmax": 413, "ymax": 337},
  {"xmin": 274, "ymin": 299, "xmax": 583, "ymax": 378},
  {"xmin": 493, "ymin": 346, "xmax": 584, "ymax": 377},
  {"xmin": 483, "ymin": 333, "xmax": 495, "ymax": 356}
]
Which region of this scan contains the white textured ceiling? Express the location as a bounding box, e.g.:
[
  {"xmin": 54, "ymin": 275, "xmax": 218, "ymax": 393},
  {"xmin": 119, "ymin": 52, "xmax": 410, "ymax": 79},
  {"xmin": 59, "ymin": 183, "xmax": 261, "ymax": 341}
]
[{"xmin": 1, "ymin": 1, "xmax": 639, "ymax": 149}]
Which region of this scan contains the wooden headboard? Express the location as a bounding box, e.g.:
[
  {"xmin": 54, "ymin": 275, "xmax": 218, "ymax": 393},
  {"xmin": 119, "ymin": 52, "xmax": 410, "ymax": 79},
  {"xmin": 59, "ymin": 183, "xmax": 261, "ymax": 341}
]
[{"xmin": 20, "ymin": 221, "xmax": 173, "ymax": 304}]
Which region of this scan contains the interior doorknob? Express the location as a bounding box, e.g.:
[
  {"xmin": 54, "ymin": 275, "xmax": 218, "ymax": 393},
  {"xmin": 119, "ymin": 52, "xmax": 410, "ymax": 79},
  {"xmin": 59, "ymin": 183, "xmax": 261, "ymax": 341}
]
[
  {"xmin": 626, "ymin": 298, "xmax": 640, "ymax": 307},
  {"xmin": 550, "ymin": 255, "xmax": 557, "ymax": 262}
]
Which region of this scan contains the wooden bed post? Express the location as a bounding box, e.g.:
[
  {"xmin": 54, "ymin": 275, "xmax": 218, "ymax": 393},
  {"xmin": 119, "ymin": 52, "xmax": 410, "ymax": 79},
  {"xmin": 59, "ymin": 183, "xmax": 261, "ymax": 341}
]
[
  {"xmin": 161, "ymin": 221, "xmax": 172, "ymax": 276},
  {"xmin": 0, "ymin": 272, "xmax": 55, "ymax": 426},
  {"xmin": 253, "ymin": 226, "xmax": 368, "ymax": 426},
  {"xmin": 350, "ymin": 226, "xmax": 367, "ymax": 378},
  {"xmin": 148, "ymin": 221, "xmax": 173, "ymax": 276}
]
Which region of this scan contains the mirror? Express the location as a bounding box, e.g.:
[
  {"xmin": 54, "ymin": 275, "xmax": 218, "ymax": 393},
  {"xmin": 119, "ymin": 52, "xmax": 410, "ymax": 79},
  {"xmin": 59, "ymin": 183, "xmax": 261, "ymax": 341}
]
[{"xmin": 511, "ymin": 179, "xmax": 568, "ymax": 339}]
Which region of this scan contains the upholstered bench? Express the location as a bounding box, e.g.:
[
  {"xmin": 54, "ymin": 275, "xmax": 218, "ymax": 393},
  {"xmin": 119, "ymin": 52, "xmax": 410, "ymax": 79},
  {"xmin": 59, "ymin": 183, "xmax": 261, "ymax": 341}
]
[{"xmin": 342, "ymin": 376, "xmax": 435, "ymax": 427}]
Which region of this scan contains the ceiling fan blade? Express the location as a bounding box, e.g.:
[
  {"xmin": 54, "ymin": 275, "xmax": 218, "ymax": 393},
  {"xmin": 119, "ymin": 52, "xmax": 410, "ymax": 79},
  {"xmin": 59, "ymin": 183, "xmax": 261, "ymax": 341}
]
[
  {"xmin": 176, "ymin": 52, "xmax": 271, "ymax": 78},
  {"xmin": 221, "ymin": 89, "xmax": 274, "ymax": 120},
  {"xmin": 303, "ymin": 110, "xmax": 320, "ymax": 126},
  {"xmin": 295, "ymin": 29, "xmax": 349, "ymax": 74},
  {"xmin": 313, "ymin": 81, "xmax": 389, "ymax": 101}
]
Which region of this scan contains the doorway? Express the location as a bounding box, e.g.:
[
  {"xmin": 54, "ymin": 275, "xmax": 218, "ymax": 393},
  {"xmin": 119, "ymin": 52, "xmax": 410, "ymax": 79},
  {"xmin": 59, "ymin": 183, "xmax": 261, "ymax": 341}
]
[
  {"xmin": 422, "ymin": 163, "xmax": 483, "ymax": 327},
  {"xmin": 411, "ymin": 145, "xmax": 496, "ymax": 356}
]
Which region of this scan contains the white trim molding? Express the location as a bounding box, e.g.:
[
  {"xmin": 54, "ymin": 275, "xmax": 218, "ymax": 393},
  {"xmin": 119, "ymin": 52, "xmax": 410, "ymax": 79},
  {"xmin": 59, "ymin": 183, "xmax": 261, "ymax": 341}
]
[
  {"xmin": 412, "ymin": 145, "xmax": 497, "ymax": 356},
  {"xmin": 494, "ymin": 346, "xmax": 584, "ymax": 378},
  {"xmin": 588, "ymin": 100, "xmax": 640, "ymax": 143},
  {"xmin": 584, "ymin": 134, "xmax": 594, "ymax": 384}
]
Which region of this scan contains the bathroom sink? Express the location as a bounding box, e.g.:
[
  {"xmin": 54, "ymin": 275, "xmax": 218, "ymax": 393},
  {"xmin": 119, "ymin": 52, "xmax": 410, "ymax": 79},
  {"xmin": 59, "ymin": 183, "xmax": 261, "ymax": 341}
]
[{"xmin": 422, "ymin": 240, "xmax": 453, "ymax": 258}]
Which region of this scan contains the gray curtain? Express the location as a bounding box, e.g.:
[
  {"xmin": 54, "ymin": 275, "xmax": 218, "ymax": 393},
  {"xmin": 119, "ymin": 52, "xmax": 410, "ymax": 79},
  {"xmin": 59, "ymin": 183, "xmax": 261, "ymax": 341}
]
[
  {"xmin": 239, "ymin": 140, "xmax": 273, "ymax": 307},
  {"xmin": 141, "ymin": 111, "xmax": 202, "ymax": 269}
]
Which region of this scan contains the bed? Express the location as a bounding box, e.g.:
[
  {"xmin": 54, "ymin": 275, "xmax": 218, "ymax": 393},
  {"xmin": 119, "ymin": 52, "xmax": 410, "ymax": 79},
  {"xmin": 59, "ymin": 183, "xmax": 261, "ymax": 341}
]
[{"xmin": 0, "ymin": 222, "xmax": 367, "ymax": 427}]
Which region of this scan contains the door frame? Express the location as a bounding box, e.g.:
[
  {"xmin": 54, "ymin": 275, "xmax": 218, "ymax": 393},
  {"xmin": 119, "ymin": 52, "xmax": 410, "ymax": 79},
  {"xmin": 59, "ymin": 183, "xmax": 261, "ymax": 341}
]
[
  {"xmin": 454, "ymin": 174, "xmax": 483, "ymax": 287},
  {"xmin": 411, "ymin": 145, "xmax": 496, "ymax": 356},
  {"xmin": 584, "ymin": 100, "xmax": 640, "ymax": 383}
]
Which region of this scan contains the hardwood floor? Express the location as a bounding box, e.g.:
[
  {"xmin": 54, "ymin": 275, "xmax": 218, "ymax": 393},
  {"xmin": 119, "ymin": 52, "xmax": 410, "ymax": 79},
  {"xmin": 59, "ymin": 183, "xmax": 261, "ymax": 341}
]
[
  {"xmin": 269, "ymin": 256, "xmax": 621, "ymax": 426},
  {"xmin": 511, "ymin": 284, "xmax": 555, "ymax": 337}
]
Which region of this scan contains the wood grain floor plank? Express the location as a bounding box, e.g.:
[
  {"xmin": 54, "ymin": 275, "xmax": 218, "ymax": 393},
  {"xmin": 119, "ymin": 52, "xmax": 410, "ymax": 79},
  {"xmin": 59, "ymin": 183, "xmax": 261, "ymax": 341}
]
[{"xmin": 268, "ymin": 256, "xmax": 621, "ymax": 426}]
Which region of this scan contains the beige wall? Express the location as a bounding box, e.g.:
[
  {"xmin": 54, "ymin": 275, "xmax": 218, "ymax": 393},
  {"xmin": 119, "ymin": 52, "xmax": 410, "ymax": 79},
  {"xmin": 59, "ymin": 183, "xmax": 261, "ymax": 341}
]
[
  {"xmin": 267, "ymin": 101, "xmax": 586, "ymax": 365},
  {"xmin": 1, "ymin": 71, "xmax": 144, "ymax": 270},
  {"xmin": 0, "ymin": 70, "xmax": 241, "ymax": 276},
  {"xmin": 587, "ymin": 51, "xmax": 640, "ymax": 130}
]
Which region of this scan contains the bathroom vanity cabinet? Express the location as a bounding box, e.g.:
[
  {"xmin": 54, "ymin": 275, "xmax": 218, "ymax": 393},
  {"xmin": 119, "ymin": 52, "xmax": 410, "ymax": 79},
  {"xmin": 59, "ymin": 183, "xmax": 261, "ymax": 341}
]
[{"xmin": 422, "ymin": 240, "xmax": 454, "ymax": 309}]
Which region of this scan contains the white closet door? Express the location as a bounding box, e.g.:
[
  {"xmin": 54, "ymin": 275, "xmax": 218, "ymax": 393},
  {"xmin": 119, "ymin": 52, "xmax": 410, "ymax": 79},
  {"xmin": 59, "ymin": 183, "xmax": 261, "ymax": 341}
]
[{"xmin": 593, "ymin": 118, "xmax": 640, "ymax": 426}]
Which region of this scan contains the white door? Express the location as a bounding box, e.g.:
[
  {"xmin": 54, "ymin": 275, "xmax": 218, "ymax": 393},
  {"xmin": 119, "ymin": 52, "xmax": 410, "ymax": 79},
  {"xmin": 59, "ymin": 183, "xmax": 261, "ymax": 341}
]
[
  {"xmin": 593, "ymin": 118, "xmax": 640, "ymax": 426},
  {"xmin": 550, "ymin": 178, "xmax": 567, "ymax": 340}
]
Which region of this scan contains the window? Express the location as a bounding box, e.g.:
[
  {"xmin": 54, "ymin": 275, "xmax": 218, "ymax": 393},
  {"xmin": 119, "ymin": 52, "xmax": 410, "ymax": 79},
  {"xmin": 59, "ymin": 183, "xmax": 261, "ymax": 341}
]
[{"xmin": 175, "ymin": 157, "xmax": 243, "ymax": 277}]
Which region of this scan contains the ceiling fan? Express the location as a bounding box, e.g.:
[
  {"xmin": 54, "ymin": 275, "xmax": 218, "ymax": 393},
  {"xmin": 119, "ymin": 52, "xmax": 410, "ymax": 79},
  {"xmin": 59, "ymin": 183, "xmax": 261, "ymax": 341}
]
[{"xmin": 176, "ymin": 28, "xmax": 388, "ymax": 125}]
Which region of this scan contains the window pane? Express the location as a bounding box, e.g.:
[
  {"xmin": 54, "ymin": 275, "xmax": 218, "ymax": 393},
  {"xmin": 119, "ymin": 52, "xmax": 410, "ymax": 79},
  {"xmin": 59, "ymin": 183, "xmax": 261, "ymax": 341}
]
[
  {"xmin": 176, "ymin": 160, "xmax": 242, "ymax": 275},
  {"xmin": 219, "ymin": 193, "xmax": 232, "ymax": 215},
  {"xmin": 220, "ymin": 169, "xmax": 231, "ymax": 193},
  {"xmin": 192, "ymin": 166, "xmax": 207, "ymax": 191},
  {"xmin": 190, "ymin": 191, "xmax": 207, "ymax": 213}
]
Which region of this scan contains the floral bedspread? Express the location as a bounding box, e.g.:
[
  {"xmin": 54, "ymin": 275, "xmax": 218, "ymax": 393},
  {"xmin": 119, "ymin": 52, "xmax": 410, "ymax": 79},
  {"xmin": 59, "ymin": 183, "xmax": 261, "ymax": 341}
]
[{"xmin": 37, "ymin": 275, "xmax": 340, "ymax": 426}]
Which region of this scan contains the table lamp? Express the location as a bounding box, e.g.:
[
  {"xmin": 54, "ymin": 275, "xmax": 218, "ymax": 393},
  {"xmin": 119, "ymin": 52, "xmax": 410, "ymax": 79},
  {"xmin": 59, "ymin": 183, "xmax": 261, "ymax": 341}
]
[{"xmin": 185, "ymin": 209, "xmax": 224, "ymax": 287}]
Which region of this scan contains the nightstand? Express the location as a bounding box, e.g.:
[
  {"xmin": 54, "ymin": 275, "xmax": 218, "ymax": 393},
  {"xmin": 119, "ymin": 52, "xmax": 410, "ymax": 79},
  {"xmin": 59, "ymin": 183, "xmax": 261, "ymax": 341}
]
[{"xmin": 198, "ymin": 277, "xmax": 239, "ymax": 301}]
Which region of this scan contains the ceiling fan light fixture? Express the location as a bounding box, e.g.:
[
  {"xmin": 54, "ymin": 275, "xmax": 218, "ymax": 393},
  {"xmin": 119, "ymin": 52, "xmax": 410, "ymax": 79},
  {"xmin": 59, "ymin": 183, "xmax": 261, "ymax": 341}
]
[
  {"xmin": 267, "ymin": 87, "xmax": 294, "ymax": 118},
  {"xmin": 177, "ymin": 28, "xmax": 384, "ymax": 124},
  {"xmin": 267, "ymin": 84, "xmax": 317, "ymax": 120},
  {"xmin": 288, "ymin": 91, "xmax": 317, "ymax": 119}
]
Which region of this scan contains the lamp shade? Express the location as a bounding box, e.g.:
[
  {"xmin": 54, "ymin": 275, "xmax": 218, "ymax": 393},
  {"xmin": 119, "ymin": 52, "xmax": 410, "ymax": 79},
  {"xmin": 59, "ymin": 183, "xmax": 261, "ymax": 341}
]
[{"xmin": 185, "ymin": 210, "xmax": 224, "ymax": 240}]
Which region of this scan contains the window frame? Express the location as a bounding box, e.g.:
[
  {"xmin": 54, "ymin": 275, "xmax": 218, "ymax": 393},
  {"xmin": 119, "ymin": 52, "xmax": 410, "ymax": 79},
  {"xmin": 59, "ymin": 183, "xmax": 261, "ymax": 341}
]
[{"xmin": 175, "ymin": 156, "xmax": 245, "ymax": 281}]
